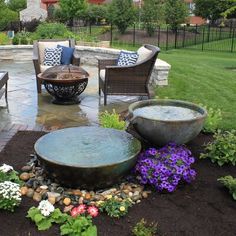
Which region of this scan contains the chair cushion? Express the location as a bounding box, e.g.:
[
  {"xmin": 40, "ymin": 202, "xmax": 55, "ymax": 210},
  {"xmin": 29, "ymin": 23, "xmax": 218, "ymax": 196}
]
[
  {"xmin": 57, "ymin": 45, "xmax": 75, "ymax": 65},
  {"xmin": 100, "ymin": 69, "xmax": 105, "ymax": 81},
  {"xmin": 43, "ymin": 47, "xmax": 62, "ymax": 66},
  {"xmin": 117, "ymin": 50, "xmax": 138, "ymax": 66},
  {"xmin": 38, "ymin": 41, "xmax": 70, "ymax": 64},
  {"xmin": 40, "ymin": 64, "xmax": 52, "ymax": 73},
  {"xmin": 137, "ymin": 46, "xmax": 153, "ymax": 63}
]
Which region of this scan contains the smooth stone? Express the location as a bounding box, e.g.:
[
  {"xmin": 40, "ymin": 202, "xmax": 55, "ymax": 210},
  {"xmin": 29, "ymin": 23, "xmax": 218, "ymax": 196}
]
[
  {"xmin": 36, "ymin": 187, "xmax": 41, "ymax": 193},
  {"xmin": 136, "ymin": 200, "xmax": 141, "ymax": 203},
  {"xmin": 101, "ymin": 188, "xmax": 117, "ymax": 196},
  {"xmin": 20, "ymin": 172, "xmax": 30, "ymax": 181},
  {"xmin": 26, "ymin": 188, "xmax": 34, "ymax": 198},
  {"xmin": 123, "ymin": 189, "xmax": 129, "ymax": 194},
  {"xmin": 47, "ymin": 192, "xmax": 61, "ymax": 202},
  {"xmin": 29, "ymin": 173, "xmax": 35, "ymax": 178},
  {"xmin": 48, "ymin": 197, "xmax": 56, "ymax": 205},
  {"xmin": 133, "ymin": 186, "xmax": 144, "ymax": 192},
  {"xmin": 142, "ymin": 191, "xmax": 149, "ymax": 198},
  {"xmin": 56, "ymin": 187, "xmax": 64, "ymax": 194},
  {"xmin": 63, "ymin": 198, "xmax": 71, "ymax": 206},
  {"xmin": 40, "ymin": 185, "xmax": 48, "ymax": 190},
  {"xmin": 123, "ymin": 185, "xmax": 132, "ymax": 191},
  {"xmin": 85, "ymin": 193, "xmax": 91, "ymax": 200},
  {"xmin": 63, "ymin": 205, "xmax": 74, "ymax": 213},
  {"xmin": 20, "ymin": 186, "xmax": 28, "ymax": 195},
  {"xmin": 128, "ymin": 192, "xmax": 133, "ymax": 197},
  {"xmin": 21, "ymin": 166, "xmax": 32, "ymax": 172},
  {"xmin": 72, "ymin": 190, "xmax": 82, "ymax": 196},
  {"xmin": 78, "ymin": 197, "xmax": 84, "ymax": 204},
  {"xmin": 33, "ymin": 192, "xmax": 42, "ymax": 202},
  {"xmin": 89, "ymin": 201, "xmax": 96, "ymax": 206}
]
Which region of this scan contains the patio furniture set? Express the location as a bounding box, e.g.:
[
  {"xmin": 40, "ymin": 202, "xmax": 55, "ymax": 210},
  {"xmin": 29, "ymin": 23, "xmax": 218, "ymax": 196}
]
[{"xmin": 32, "ymin": 39, "xmax": 160, "ymax": 105}]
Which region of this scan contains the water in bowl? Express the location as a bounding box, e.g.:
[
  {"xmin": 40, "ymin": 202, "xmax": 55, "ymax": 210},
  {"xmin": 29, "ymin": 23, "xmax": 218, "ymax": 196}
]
[{"xmin": 133, "ymin": 105, "xmax": 202, "ymax": 121}]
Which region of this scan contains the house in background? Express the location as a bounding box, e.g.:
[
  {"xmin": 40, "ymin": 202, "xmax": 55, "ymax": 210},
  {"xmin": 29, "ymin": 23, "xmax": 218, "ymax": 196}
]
[{"xmin": 184, "ymin": 0, "xmax": 205, "ymax": 25}]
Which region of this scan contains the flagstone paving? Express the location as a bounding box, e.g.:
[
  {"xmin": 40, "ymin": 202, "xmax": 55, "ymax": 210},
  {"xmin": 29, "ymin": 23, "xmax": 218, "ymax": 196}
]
[{"xmin": 0, "ymin": 60, "xmax": 139, "ymax": 150}]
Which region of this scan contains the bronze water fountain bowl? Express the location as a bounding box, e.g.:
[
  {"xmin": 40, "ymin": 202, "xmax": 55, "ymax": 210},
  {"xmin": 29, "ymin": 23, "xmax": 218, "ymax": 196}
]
[{"xmin": 128, "ymin": 99, "xmax": 207, "ymax": 147}]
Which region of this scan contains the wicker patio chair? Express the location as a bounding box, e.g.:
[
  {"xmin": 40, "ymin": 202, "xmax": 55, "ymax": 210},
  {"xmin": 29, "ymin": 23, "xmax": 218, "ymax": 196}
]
[
  {"xmin": 33, "ymin": 39, "xmax": 80, "ymax": 93},
  {"xmin": 98, "ymin": 44, "xmax": 160, "ymax": 105}
]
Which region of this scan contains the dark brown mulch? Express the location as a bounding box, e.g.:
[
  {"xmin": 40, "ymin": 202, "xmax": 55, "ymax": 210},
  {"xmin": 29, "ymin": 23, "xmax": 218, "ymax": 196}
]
[{"xmin": 0, "ymin": 131, "xmax": 236, "ymax": 236}]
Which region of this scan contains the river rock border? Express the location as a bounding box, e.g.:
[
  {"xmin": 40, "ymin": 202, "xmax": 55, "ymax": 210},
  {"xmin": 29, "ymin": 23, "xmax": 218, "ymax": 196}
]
[
  {"xmin": 19, "ymin": 154, "xmax": 151, "ymax": 211},
  {"xmin": 0, "ymin": 45, "xmax": 171, "ymax": 86}
]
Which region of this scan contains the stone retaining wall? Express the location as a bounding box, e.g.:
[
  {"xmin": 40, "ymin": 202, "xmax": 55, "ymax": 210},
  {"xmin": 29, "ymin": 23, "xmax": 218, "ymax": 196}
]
[{"xmin": 0, "ymin": 45, "xmax": 171, "ymax": 86}]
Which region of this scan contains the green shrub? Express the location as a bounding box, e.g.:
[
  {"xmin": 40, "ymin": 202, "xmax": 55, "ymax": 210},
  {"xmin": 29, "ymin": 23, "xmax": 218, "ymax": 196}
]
[
  {"xmin": 12, "ymin": 36, "xmax": 19, "ymax": 45},
  {"xmin": 218, "ymin": 175, "xmax": 236, "ymax": 200},
  {"xmin": 200, "ymin": 130, "xmax": 236, "ymax": 166},
  {"xmin": 60, "ymin": 215, "xmax": 97, "ymax": 236},
  {"xmin": 35, "ymin": 22, "xmax": 72, "ymax": 39},
  {"xmin": 0, "ymin": 32, "xmax": 10, "ymax": 45},
  {"xmin": 99, "ymin": 109, "xmax": 126, "ymax": 130},
  {"xmin": 132, "ymin": 218, "xmax": 158, "ymax": 236},
  {"xmin": 99, "ymin": 196, "xmax": 132, "ymax": 218},
  {"xmin": 201, "ymin": 104, "xmax": 222, "ymax": 134}
]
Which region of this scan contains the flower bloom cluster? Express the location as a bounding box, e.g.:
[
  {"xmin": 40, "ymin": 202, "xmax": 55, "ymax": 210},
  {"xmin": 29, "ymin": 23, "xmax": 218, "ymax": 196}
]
[
  {"xmin": 135, "ymin": 143, "xmax": 196, "ymax": 192},
  {"xmin": 38, "ymin": 200, "xmax": 55, "ymax": 217},
  {"xmin": 71, "ymin": 204, "xmax": 99, "ymax": 218},
  {"xmin": 0, "ymin": 181, "xmax": 21, "ymax": 202},
  {"xmin": 0, "ymin": 164, "xmax": 14, "ymax": 173}
]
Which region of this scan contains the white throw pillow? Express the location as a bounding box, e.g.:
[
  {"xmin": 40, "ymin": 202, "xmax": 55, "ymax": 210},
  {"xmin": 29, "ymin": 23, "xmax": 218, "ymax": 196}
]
[
  {"xmin": 43, "ymin": 47, "xmax": 62, "ymax": 66},
  {"xmin": 137, "ymin": 46, "xmax": 153, "ymax": 63}
]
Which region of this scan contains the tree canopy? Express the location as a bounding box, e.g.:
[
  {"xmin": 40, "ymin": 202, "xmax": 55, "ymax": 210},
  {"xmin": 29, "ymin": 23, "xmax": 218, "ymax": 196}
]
[
  {"xmin": 59, "ymin": 0, "xmax": 88, "ymax": 26},
  {"xmin": 193, "ymin": 0, "xmax": 235, "ymax": 22},
  {"xmin": 6, "ymin": 0, "xmax": 26, "ymax": 13},
  {"xmin": 108, "ymin": 0, "xmax": 135, "ymax": 34},
  {"xmin": 164, "ymin": 0, "xmax": 188, "ymax": 30}
]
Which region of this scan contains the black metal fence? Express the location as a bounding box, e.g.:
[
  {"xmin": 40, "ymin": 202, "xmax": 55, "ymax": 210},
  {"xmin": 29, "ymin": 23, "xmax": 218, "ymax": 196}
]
[{"xmin": 73, "ymin": 23, "xmax": 236, "ymax": 53}]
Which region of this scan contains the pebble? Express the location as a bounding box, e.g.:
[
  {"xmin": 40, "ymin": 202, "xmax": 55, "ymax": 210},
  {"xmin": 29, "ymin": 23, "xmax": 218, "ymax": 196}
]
[
  {"xmin": 136, "ymin": 200, "xmax": 141, "ymax": 203},
  {"xmin": 63, "ymin": 205, "xmax": 74, "ymax": 213},
  {"xmin": 21, "ymin": 166, "xmax": 32, "ymax": 172},
  {"xmin": 26, "ymin": 188, "xmax": 34, "ymax": 198},
  {"xmin": 85, "ymin": 193, "xmax": 91, "ymax": 200},
  {"xmin": 78, "ymin": 197, "xmax": 84, "ymax": 204},
  {"xmin": 20, "ymin": 186, "xmax": 28, "ymax": 195},
  {"xmin": 47, "ymin": 192, "xmax": 61, "ymax": 202},
  {"xmin": 63, "ymin": 197, "xmax": 71, "ymax": 206},
  {"xmin": 101, "ymin": 188, "xmax": 117, "ymax": 196},
  {"xmin": 142, "ymin": 191, "xmax": 148, "ymax": 198},
  {"xmin": 128, "ymin": 192, "xmax": 133, "ymax": 197},
  {"xmin": 72, "ymin": 190, "xmax": 82, "ymax": 196},
  {"xmin": 20, "ymin": 172, "xmax": 30, "ymax": 181},
  {"xmin": 48, "ymin": 197, "xmax": 56, "ymax": 205},
  {"xmin": 40, "ymin": 185, "xmax": 48, "ymax": 190},
  {"xmin": 33, "ymin": 192, "xmax": 42, "ymax": 202}
]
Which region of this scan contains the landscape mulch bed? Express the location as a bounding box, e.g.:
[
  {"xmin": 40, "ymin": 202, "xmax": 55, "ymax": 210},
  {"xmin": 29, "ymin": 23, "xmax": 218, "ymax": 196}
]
[{"xmin": 0, "ymin": 131, "xmax": 236, "ymax": 236}]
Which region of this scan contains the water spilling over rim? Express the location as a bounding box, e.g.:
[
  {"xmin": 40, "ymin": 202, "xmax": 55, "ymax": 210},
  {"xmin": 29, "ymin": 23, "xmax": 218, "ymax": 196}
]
[{"xmin": 129, "ymin": 99, "xmax": 207, "ymax": 123}]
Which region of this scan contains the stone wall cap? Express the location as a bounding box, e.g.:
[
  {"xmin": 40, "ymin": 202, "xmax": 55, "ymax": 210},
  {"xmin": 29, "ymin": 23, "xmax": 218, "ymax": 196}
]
[{"xmin": 0, "ymin": 45, "xmax": 33, "ymax": 49}]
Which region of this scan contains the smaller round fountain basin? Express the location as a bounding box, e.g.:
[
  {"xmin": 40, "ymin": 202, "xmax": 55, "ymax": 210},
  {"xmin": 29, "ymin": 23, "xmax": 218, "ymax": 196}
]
[
  {"xmin": 34, "ymin": 127, "xmax": 141, "ymax": 189},
  {"xmin": 128, "ymin": 99, "xmax": 207, "ymax": 146}
]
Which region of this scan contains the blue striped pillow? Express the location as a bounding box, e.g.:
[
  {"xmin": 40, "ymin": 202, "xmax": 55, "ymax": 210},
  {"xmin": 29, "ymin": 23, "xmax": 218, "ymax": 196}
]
[{"xmin": 117, "ymin": 50, "xmax": 138, "ymax": 66}]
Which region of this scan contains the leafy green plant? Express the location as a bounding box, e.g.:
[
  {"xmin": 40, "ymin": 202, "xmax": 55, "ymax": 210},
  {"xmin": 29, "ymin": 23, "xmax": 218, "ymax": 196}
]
[
  {"xmin": 0, "ymin": 181, "xmax": 21, "ymax": 212},
  {"xmin": 27, "ymin": 204, "xmax": 67, "ymax": 230},
  {"xmin": 60, "ymin": 215, "xmax": 97, "ymax": 236},
  {"xmin": 99, "ymin": 197, "xmax": 132, "ymax": 218},
  {"xmin": 34, "ymin": 22, "xmax": 73, "ymax": 39},
  {"xmin": 0, "ymin": 32, "xmax": 10, "ymax": 45},
  {"xmin": 200, "ymin": 104, "xmax": 222, "ymax": 133},
  {"xmin": 200, "ymin": 130, "xmax": 236, "ymax": 166},
  {"xmin": 132, "ymin": 218, "xmax": 158, "ymax": 236},
  {"xmin": 99, "ymin": 109, "xmax": 126, "ymax": 130},
  {"xmin": 218, "ymin": 175, "xmax": 236, "ymax": 200}
]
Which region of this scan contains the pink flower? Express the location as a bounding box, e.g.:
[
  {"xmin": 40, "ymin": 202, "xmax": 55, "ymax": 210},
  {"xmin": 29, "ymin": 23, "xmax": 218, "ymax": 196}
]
[
  {"xmin": 87, "ymin": 206, "xmax": 99, "ymax": 217},
  {"xmin": 76, "ymin": 204, "xmax": 87, "ymax": 214},
  {"xmin": 71, "ymin": 207, "xmax": 79, "ymax": 217}
]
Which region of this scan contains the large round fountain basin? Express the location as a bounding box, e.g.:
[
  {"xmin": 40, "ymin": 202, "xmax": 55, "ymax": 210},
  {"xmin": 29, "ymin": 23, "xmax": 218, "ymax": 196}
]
[
  {"xmin": 128, "ymin": 99, "xmax": 207, "ymax": 146},
  {"xmin": 34, "ymin": 127, "xmax": 141, "ymax": 189}
]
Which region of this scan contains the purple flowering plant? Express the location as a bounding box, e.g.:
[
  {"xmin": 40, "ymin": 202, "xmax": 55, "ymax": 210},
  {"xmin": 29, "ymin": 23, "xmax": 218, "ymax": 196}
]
[{"xmin": 135, "ymin": 143, "xmax": 196, "ymax": 192}]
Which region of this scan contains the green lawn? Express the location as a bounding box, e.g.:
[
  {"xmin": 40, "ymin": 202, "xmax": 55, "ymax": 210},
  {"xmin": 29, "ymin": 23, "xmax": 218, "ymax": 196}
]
[{"xmin": 157, "ymin": 49, "xmax": 236, "ymax": 130}]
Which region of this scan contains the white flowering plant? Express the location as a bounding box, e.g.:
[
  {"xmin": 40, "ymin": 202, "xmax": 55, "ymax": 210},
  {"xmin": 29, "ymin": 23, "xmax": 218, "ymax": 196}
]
[
  {"xmin": 27, "ymin": 200, "xmax": 68, "ymax": 230},
  {"xmin": 0, "ymin": 164, "xmax": 22, "ymax": 185},
  {"xmin": 0, "ymin": 181, "xmax": 22, "ymax": 212}
]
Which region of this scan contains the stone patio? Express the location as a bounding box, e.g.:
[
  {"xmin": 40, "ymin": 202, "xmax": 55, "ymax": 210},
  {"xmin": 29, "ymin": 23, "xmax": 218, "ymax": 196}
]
[{"xmin": 0, "ymin": 60, "xmax": 141, "ymax": 150}]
